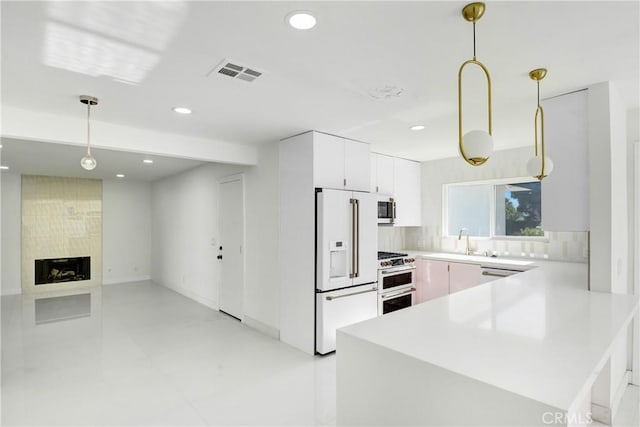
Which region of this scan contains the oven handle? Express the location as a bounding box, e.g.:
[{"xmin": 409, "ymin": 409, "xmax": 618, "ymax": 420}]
[
  {"xmin": 326, "ymin": 286, "xmax": 377, "ymax": 301},
  {"xmin": 380, "ymin": 265, "xmax": 416, "ymax": 275},
  {"xmin": 381, "ymin": 287, "xmax": 416, "ymax": 300}
]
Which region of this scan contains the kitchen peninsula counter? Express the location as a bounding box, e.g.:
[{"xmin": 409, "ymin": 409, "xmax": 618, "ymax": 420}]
[{"xmin": 336, "ymin": 256, "xmax": 639, "ymax": 426}]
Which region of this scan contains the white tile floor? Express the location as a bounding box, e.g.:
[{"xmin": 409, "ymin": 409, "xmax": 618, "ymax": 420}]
[
  {"xmin": 3, "ymin": 281, "xmax": 639, "ymax": 426},
  {"xmin": 1, "ymin": 281, "xmax": 336, "ymax": 426}
]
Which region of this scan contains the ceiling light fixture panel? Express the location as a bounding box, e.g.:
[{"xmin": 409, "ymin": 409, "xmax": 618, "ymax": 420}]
[
  {"xmin": 143, "ymin": 159, "xmax": 154, "ymax": 164},
  {"xmin": 286, "ymin": 11, "xmax": 316, "ymax": 30},
  {"xmin": 173, "ymin": 107, "xmax": 192, "ymax": 114}
]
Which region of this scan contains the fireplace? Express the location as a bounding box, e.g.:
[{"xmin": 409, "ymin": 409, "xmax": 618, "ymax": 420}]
[{"xmin": 34, "ymin": 257, "xmax": 91, "ymax": 285}]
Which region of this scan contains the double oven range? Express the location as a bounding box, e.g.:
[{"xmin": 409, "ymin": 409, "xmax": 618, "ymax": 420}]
[{"xmin": 377, "ymin": 252, "xmax": 416, "ymax": 315}]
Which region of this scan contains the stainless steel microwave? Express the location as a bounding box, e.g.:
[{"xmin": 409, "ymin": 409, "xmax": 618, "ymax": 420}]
[{"xmin": 377, "ymin": 197, "xmax": 396, "ymax": 224}]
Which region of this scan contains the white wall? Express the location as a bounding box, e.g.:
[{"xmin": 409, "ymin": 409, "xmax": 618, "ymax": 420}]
[
  {"xmin": 151, "ymin": 164, "xmax": 238, "ymax": 309},
  {"xmin": 398, "ymin": 147, "xmax": 589, "ymax": 262},
  {"xmin": 102, "ymin": 179, "xmax": 152, "ymax": 285},
  {"xmin": 588, "ymin": 82, "xmax": 628, "ymax": 294},
  {"xmin": 1, "ymin": 174, "xmax": 154, "ymax": 294},
  {"xmin": 627, "ymin": 108, "xmax": 639, "ymax": 296},
  {"xmin": 1, "ymin": 172, "xmax": 22, "ymax": 295},
  {"xmin": 151, "ymin": 147, "xmax": 281, "ymax": 334},
  {"xmin": 243, "ymin": 141, "xmax": 280, "ymax": 334}
]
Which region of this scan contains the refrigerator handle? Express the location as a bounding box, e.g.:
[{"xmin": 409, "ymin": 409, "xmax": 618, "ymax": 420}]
[
  {"xmin": 355, "ymin": 198, "xmax": 360, "ymax": 278},
  {"xmin": 349, "ymin": 198, "xmax": 357, "ymax": 279}
]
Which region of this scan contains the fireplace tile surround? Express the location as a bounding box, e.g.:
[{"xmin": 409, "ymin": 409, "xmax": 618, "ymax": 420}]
[{"xmin": 21, "ymin": 175, "xmax": 102, "ymax": 293}]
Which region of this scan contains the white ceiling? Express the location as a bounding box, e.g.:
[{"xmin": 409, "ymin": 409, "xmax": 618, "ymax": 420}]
[
  {"xmin": 1, "ymin": 1, "xmax": 638, "ymax": 166},
  {"xmin": 0, "ymin": 138, "xmax": 205, "ymax": 182}
]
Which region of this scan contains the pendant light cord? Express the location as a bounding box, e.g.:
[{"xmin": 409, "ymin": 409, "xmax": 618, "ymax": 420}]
[
  {"xmin": 86, "ymin": 102, "xmax": 92, "ymax": 156},
  {"xmin": 472, "ymin": 22, "xmax": 477, "ymax": 60}
]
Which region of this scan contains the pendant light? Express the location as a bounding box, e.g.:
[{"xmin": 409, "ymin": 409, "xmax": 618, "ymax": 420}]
[
  {"xmin": 458, "ymin": 2, "xmax": 493, "ymax": 166},
  {"xmin": 79, "ymin": 95, "xmax": 98, "ymax": 171},
  {"xmin": 526, "ymin": 68, "xmax": 553, "ymax": 180}
]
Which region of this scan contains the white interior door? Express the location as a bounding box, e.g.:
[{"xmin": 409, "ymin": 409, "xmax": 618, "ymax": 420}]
[{"xmin": 219, "ymin": 176, "xmax": 244, "ymax": 320}]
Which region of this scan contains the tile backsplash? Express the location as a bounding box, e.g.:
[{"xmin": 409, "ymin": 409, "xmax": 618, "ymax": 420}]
[
  {"xmin": 380, "ymin": 147, "xmax": 590, "ymax": 263},
  {"xmin": 379, "ymin": 226, "xmax": 589, "ymax": 263}
]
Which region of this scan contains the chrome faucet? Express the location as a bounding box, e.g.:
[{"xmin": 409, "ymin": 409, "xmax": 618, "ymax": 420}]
[{"xmin": 458, "ymin": 227, "xmax": 472, "ymax": 255}]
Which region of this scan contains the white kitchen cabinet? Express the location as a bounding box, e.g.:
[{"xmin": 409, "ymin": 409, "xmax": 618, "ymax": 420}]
[
  {"xmin": 370, "ymin": 153, "xmax": 394, "ymax": 194},
  {"xmin": 313, "ymin": 132, "xmax": 344, "ymax": 190},
  {"xmin": 344, "ymin": 139, "xmax": 371, "ymax": 192},
  {"xmin": 415, "ymin": 259, "xmax": 481, "ymax": 302},
  {"xmin": 541, "ymin": 89, "xmax": 589, "ymax": 231},
  {"xmin": 313, "ymin": 132, "xmax": 370, "ymax": 192},
  {"xmin": 392, "ymin": 157, "xmax": 421, "ymax": 226},
  {"xmin": 279, "ymin": 130, "xmax": 372, "ymax": 355}
]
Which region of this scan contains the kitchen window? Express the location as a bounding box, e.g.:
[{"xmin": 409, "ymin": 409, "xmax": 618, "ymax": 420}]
[{"xmin": 444, "ymin": 178, "xmax": 544, "ymax": 239}]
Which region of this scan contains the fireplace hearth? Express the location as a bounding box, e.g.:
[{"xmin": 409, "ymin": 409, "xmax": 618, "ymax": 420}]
[{"xmin": 34, "ymin": 257, "xmax": 91, "ymax": 285}]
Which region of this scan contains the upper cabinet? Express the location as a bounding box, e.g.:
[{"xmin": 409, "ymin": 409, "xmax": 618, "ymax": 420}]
[
  {"xmin": 393, "ymin": 157, "xmax": 421, "ymax": 226},
  {"xmin": 541, "ymin": 90, "xmax": 589, "ymax": 231},
  {"xmin": 370, "ymin": 153, "xmax": 421, "ymax": 226},
  {"xmin": 370, "ymin": 153, "xmax": 394, "ymax": 194},
  {"xmin": 313, "ymin": 132, "xmax": 370, "ymax": 192}
]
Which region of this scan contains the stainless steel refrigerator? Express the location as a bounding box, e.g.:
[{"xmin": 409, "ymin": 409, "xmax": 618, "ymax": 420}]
[{"xmin": 315, "ymin": 189, "xmax": 378, "ymax": 354}]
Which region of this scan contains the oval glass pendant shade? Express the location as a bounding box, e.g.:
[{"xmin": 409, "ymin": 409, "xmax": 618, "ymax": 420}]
[
  {"xmin": 526, "ymin": 155, "xmax": 553, "ymax": 179},
  {"xmin": 81, "ymin": 154, "xmax": 97, "ymax": 170},
  {"xmin": 461, "ymin": 130, "xmax": 493, "ymax": 165}
]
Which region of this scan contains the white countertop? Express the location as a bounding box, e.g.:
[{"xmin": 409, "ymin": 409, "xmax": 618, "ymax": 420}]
[
  {"xmin": 408, "ymin": 250, "xmax": 538, "ymax": 270},
  {"xmin": 340, "ymin": 256, "xmax": 639, "ymax": 412}
]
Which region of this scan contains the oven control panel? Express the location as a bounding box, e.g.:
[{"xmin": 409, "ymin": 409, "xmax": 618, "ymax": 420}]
[{"xmin": 379, "ymin": 257, "xmax": 415, "ymax": 267}]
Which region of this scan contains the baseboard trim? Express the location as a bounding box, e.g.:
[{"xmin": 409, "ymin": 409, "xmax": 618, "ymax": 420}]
[
  {"xmin": 161, "ymin": 282, "xmax": 218, "ymax": 310},
  {"xmin": 103, "ymin": 275, "xmax": 151, "ymax": 285},
  {"xmin": 244, "ymin": 315, "xmax": 280, "ymax": 339},
  {"xmin": 591, "ymin": 402, "xmax": 612, "ymax": 425},
  {"xmin": 612, "ymin": 370, "xmax": 633, "ymax": 416}
]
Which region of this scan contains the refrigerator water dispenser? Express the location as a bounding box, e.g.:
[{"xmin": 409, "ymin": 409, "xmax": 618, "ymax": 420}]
[{"xmin": 329, "ymin": 240, "xmax": 347, "ymax": 279}]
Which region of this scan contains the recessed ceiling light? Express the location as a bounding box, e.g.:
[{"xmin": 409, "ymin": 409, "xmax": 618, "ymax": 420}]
[
  {"xmin": 287, "ymin": 11, "xmax": 316, "ymax": 30},
  {"xmin": 143, "ymin": 159, "xmax": 153, "ymax": 164},
  {"xmin": 172, "ymin": 107, "xmax": 192, "ymax": 114},
  {"xmin": 116, "ymin": 174, "xmax": 125, "ymax": 178},
  {"xmin": 410, "ymin": 125, "xmax": 425, "ymax": 131},
  {"xmin": 0, "ymin": 166, "xmax": 9, "ymax": 170}
]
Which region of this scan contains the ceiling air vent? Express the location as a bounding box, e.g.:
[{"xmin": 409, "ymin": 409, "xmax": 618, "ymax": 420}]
[{"xmin": 207, "ymin": 59, "xmax": 263, "ymax": 83}]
